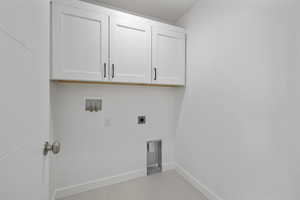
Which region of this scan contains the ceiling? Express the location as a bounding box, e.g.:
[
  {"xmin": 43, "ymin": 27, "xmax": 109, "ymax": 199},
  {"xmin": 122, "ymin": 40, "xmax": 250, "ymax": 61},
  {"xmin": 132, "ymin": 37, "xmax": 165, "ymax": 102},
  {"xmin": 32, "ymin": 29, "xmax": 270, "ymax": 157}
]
[{"xmin": 85, "ymin": 0, "xmax": 197, "ymax": 23}]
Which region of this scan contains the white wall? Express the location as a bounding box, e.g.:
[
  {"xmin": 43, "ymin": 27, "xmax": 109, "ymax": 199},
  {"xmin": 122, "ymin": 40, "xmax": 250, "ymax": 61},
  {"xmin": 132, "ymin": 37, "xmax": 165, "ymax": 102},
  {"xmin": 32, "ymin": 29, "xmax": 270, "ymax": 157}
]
[
  {"xmin": 82, "ymin": 0, "xmax": 196, "ymax": 23},
  {"xmin": 176, "ymin": 0, "xmax": 300, "ymax": 200},
  {"xmin": 52, "ymin": 83, "xmax": 181, "ymax": 189}
]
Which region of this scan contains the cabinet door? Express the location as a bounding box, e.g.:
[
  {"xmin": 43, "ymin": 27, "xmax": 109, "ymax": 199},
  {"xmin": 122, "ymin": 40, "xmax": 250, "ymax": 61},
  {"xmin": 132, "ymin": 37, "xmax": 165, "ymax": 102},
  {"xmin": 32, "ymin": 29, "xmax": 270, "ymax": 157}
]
[
  {"xmin": 152, "ymin": 28, "xmax": 185, "ymax": 85},
  {"xmin": 52, "ymin": 4, "xmax": 109, "ymax": 81},
  {"xmin": 110, "ymin": 19, "xmax": 151, "ymax": 83}
]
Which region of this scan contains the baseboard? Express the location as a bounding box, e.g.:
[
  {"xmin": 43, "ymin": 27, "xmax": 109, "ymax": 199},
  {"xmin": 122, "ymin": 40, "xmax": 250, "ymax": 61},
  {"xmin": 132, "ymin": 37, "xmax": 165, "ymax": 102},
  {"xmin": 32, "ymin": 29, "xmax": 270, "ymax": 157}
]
[
  {"xmin": 54, "ymin": 163, "xmax": 221, "ymax": 200},
  {"xmin": 175, "ymin": 164, "xmax": 224, "ymax": 200},
  {"xmin": 54, "ymin": 162, "xmax": 175, "ymax": 199},
  {"xmin": 163, "ymin": 162, "xmax": 176, "ymax": 171}
]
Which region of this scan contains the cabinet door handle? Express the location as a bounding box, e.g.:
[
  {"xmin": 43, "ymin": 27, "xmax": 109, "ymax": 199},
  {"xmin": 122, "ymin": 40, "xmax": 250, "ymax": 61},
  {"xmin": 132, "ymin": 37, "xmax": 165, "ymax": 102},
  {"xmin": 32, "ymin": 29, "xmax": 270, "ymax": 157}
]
[
  {"xmin": 112, "ymin": 64, "xmax": 115, "ymax": 78},
  {"xmin": 104, "ymin": 63, "xmax": 107, "ymax": 78},
  {"xmin": 154, "ymin": 67, "xmax": 157, "ymax": 80}
]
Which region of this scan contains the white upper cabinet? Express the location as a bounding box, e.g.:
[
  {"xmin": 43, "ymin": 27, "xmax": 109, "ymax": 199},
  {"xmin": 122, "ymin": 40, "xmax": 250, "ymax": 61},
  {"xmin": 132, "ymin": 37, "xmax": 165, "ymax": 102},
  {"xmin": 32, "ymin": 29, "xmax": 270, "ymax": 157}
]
[
  {"xmin": 52, "ymin": 3, "xmax": 109, "ymax": 81},
  {"xmin": 51, "ymin": 0, "xmax": 185, "ymax": 86},
  {"xmin": 110, "ymin": 19, "xmax": 151, "ymax": 83},
  {"xmin": 152, "ymin": 28, "xmax": 186, "ymax": 85}
]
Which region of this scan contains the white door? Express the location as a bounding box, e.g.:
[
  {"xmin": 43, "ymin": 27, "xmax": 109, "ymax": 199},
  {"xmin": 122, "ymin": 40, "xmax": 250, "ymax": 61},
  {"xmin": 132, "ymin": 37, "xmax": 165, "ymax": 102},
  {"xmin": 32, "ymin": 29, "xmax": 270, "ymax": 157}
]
[
  {"xmin": 52, "ymin": 2, "xmax": 109, "ymax": 81},
  {"xmin": 152, "ymin": 28, "xmax": 186, "ymax": 85},
  {"xmin": 0, "ymin": 0, "xmax": 50, "ymax": 200},
  {"xmin": 110, "ymin": 19, "xmax": 151, "ymax": 83}
]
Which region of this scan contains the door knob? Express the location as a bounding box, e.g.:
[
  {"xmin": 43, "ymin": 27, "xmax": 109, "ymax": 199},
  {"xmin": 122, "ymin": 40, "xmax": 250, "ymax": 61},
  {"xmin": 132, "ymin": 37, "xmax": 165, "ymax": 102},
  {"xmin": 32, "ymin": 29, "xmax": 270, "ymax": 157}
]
[{"xmin": 43, "ymin": 140, "xmax": 61, "ymax": 156}]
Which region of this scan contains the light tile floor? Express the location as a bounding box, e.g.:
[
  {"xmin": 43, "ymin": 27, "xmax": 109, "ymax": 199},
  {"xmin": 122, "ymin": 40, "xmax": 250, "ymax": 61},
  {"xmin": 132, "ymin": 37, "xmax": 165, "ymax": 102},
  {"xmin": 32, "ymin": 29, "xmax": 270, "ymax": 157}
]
[{"xmin": 58, "ymin": 170, "xmax": 208, "ymax": 200}]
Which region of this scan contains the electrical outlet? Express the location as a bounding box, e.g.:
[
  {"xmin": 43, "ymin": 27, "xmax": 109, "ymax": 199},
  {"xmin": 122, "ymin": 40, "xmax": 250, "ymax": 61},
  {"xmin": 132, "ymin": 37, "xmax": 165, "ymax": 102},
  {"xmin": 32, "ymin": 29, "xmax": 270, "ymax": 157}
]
[
  {"xmin": 138, "ymin": 116, "xmax": 146, "ymax": 124},
  {"xmin": 104, "ymin": 118, "xmax": 112, "ymax": 127}
]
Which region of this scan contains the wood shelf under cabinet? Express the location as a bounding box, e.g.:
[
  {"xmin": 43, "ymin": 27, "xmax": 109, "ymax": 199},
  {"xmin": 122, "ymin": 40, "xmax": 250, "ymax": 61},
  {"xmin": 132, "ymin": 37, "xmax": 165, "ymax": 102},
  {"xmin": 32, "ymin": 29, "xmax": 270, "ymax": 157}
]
[{"xmin": 53, "ymin": 80, "xmax": 185, "ymax": 88}]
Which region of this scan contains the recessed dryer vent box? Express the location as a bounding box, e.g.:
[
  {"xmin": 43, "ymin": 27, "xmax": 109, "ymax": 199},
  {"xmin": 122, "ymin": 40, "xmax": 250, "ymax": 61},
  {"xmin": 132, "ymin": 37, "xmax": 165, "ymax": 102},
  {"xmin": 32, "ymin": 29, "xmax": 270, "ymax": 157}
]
[{"xmin": 147, "ymin": 140, "xmax": 162, "ymax": 176}]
